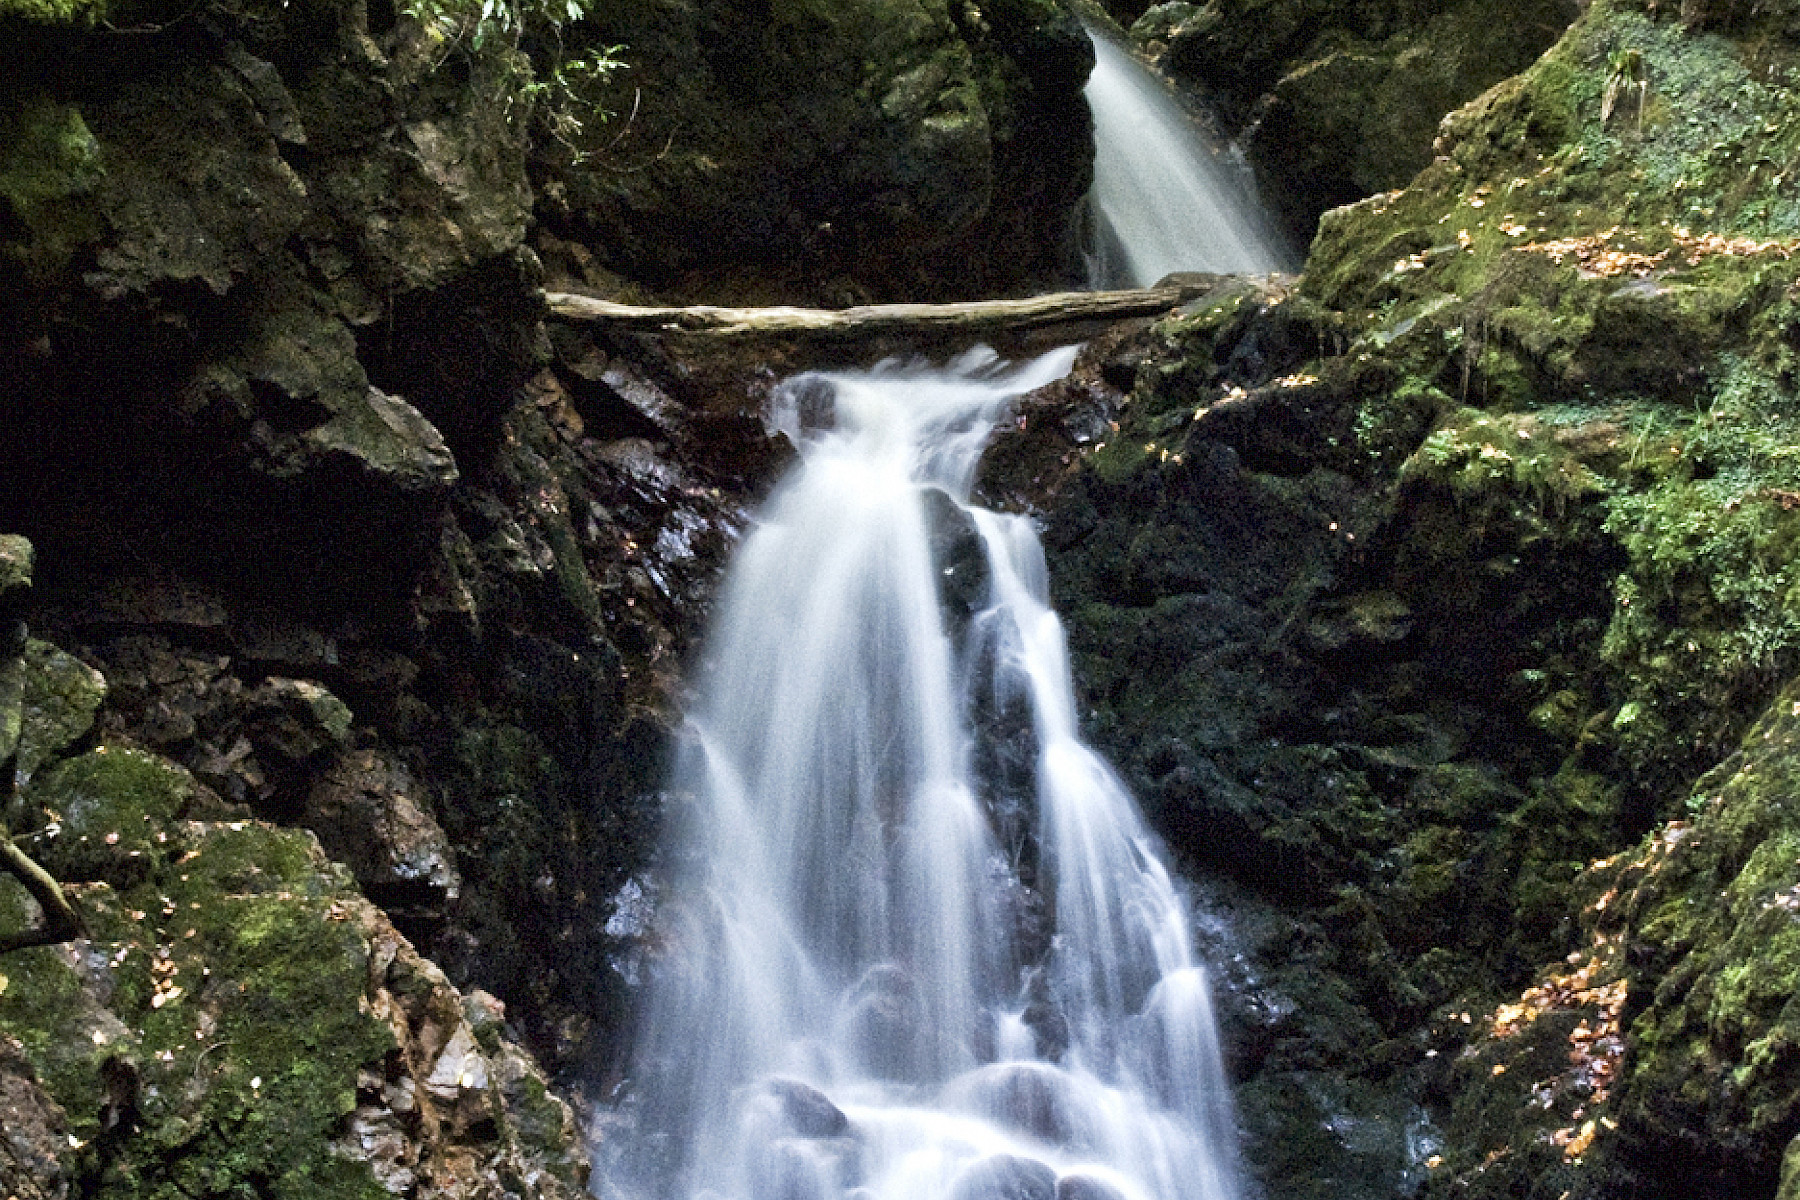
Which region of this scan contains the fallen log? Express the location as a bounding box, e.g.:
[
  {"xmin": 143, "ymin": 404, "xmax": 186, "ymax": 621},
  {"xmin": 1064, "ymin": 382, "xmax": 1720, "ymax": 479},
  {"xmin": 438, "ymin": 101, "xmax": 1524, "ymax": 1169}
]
[{"xmin": 543, "ymin": 282, "xmax": 1222, "ymax": 340}]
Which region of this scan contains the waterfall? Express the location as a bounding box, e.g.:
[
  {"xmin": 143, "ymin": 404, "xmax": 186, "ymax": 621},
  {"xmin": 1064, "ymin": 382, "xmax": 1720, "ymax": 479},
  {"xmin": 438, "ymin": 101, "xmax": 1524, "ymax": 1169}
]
[
  {"xmin": 598, "ymin": 347, "xmax": 1242, "ymax": 1200},
  {"xmin": 1084, "ymin": 29, "xmax": 1288, "ymax": 287}
]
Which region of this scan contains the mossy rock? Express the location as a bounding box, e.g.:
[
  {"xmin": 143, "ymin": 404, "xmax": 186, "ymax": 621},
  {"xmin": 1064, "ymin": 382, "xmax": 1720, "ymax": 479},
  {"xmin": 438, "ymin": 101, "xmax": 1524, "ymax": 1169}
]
[
  {"xmin": 0, "ymin": 535, "xmax": 31, "ymax": 597},
  {"xmin": 1595, "ymin": 680, "xmax": 1800, "ymax": 1191},
  {"xmin": 14, "ymin": 744, "xmax": 209, "ymax": 889},
  {"xmin": 1306, "ymin": 0, "xmax": 1800, "ymax": 321},
  {"xmin": 0, "ymin": 96, "xmax": 104, "ymax": 286},
  {"xmin": 15, "ymin": 639, "xmax": 107, "ymax": 786},
  {"xmin": 0, "ymin": 810, "xmax": 395, "ymax": 1199}
]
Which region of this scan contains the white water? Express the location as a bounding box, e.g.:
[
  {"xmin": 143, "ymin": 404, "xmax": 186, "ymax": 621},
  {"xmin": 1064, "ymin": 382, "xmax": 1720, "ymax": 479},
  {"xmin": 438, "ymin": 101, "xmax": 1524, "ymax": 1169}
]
[
  {"xmin": 1085, "ymin": 30, "xmax": 1287, "ymax": 286},
  {"xmin": 599, "ymin": 348, "xmax": 1241, "ymax": 1200}
]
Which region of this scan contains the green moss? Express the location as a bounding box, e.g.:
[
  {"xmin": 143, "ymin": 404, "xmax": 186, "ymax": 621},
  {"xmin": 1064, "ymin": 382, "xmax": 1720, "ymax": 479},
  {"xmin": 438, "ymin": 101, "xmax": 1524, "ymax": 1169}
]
[
  {"xmin": 1599, "ymin": 355, "xmax": 1800, "ymax": 779},
  {"xmin": 1593, "ymin": 681, "xmax": 1800, "ymax": 1181},
  {"xmin": 16, "ymin": 639, "xmax": 107, "ymax": 785},
  {"xmin": 1403, "ymin": 407, "xmax": 1613, "ymax": 511},
  {"xmin": 0, "ymin": 0, "xmax": 108, "ymax": 23},
  {"xmin": 22, "ymin": 745, "xmax": 200, "ymax": 884},
  {"xmin": 0, "ymin": 882, "xmax": 123, "ymax": 1125},
  {"xmin": 0, "ymin": 97, "xmax": 105, "ymax": 282},
  {"xmin": 2, "ymin": 804, "xmax": 395, "ymax": 1199},
  {"xmin": 1306, "ymin": 0, "xmax": 1800, "ymax": 336},
  {"xmin": 0, "ymin": 534, "xmax": 31, "ymax": 596}
]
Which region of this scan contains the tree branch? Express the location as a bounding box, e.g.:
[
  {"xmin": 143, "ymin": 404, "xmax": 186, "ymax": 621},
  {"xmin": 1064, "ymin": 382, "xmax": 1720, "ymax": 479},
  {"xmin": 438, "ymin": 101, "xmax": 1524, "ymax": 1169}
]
[
  {"xmin": 0, "ymin": 759, "xmax": 82, "ymax": 955},
  {"xmin": 543, "ymin": 282, "xmax": 1227, "ymax": 340}
]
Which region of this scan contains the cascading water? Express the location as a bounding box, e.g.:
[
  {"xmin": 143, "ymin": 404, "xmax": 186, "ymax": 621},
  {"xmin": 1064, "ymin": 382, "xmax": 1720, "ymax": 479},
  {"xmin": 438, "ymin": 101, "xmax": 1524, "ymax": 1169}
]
[
  {"xmin": 1084, "ymin": 29, "xmax": 1287, "ymax": 286},
  {"xmin": 599, "ymin": 346, "xmax": 1242, "ymax": 1200}
]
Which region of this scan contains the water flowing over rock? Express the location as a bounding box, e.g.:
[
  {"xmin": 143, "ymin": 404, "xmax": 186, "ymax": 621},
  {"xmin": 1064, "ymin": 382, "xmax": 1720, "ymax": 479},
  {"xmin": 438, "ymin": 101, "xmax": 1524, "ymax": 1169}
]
[
  {"xmin": 604, "ymin": 347, "xmax": 1241, "ymax": 1200},
  {"xmin": 1083, "ymin": 29, "xmax": 1287, "ymax": 286}
]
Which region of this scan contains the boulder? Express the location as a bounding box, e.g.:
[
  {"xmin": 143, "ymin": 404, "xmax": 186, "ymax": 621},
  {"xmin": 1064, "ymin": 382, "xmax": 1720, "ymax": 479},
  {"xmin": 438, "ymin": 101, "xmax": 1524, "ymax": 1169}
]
[
  {"xmin": 950, "ymin": 1062, "xmax": 1085, "ymax": 1147},
  {"xmin": 949, "ymin": 1153, "xmax": 1058, "ymax": 1200},
  {"xmin": 766, "ymin": 1077, "xmax": 851, "ymax": 1139}
]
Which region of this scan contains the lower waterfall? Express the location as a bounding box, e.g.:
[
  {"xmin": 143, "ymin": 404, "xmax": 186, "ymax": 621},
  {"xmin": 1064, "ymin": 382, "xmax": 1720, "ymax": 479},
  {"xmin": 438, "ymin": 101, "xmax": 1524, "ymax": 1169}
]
[{"xmin": 599, "ymin": 348, "xmax": 1241, "ymax": 1200}]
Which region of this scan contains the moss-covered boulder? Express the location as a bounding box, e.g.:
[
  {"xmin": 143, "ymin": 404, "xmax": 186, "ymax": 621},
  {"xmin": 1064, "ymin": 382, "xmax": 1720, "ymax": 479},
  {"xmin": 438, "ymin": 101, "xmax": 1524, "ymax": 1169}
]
[{"xmin": 1428, "ymin": 675, "xmax": 1800, "ymax": 1199}]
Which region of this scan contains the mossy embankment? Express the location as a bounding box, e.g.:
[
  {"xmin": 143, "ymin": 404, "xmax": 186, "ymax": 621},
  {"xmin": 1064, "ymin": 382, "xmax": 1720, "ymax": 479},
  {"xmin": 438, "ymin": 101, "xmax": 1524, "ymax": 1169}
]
[{"xmin": 995, "ymin": 0, "xmax": 1800, "ymax": 1194}]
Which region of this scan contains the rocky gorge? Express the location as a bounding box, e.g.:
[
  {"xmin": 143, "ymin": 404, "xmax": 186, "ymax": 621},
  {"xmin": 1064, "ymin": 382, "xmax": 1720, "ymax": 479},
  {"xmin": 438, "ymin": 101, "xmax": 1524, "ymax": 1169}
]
[{"xmin": 4, "ymin": 0, "xmax": 1800, "ymax": 1197}]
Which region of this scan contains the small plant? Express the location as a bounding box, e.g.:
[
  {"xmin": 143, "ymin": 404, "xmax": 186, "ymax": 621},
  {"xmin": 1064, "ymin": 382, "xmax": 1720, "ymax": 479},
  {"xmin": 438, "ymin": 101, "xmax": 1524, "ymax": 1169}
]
[
  {"xmin": 1601, "ymin": 48, "xmax": 1648, "ymax": 132},
  {"xmin": 521, "ymin": 48, "xmax": 626, "ymax": 162},
  {"xmin": 403, "ymin": 0, "xmax": 626, "ymax": 162},
  {"xmin": 406, "ymin": 0, "xmax": 585, "ymax": 49}
]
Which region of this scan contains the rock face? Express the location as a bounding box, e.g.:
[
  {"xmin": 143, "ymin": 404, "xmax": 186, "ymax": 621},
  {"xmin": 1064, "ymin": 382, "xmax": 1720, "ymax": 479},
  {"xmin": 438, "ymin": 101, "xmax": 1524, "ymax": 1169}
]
[
  {"xmin": 535, "ymin": 0, "xmax": 1096, "ymax": 304},
  {"xmin": 6, "ymin": 0, "xmax": 1800, "ymax": 1197}
]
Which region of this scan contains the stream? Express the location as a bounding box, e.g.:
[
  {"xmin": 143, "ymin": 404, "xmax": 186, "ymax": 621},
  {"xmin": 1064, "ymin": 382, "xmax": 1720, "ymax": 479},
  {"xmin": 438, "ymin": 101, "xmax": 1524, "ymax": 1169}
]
[{"xmin": 599, "ymin": 347, "xmax": 1242, "ymax": 1200}]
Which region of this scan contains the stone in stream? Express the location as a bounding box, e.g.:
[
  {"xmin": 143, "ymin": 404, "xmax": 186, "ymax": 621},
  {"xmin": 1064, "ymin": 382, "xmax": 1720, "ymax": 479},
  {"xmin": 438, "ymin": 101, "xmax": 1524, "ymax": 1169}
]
[
  {"xmin": 841, "ymin": 964, "xmax": 924, "ymax": 1081},
  {"xmin": 1056, "ymin": 1175, "xmax": 1130, "ymax": 1200},
  {"xmin": 950, "ymin": 1062, "xmax": 1084, "ymax": 1147},
  {"xmin": 949, "ymin": 1153, "xmax": 1059, "ymax": 1200},
  {"xmin": 764, "ymin": 1077, "xmax": 850, "ymax": 1139}
]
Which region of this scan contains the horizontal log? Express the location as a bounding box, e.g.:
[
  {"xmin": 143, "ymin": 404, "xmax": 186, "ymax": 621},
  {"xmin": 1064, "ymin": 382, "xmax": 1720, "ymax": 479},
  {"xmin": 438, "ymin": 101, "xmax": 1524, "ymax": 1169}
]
[{"xmin": 542, "ymin": 283, "xmax": 1219, "ymax": 339}]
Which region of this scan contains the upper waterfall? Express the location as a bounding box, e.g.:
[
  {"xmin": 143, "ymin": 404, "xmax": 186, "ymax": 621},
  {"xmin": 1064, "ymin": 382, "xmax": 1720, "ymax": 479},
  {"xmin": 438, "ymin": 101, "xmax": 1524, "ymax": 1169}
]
[
  {"xmin": 1085, "ymin": 29, "xmax": 1289, "ymax": 286},
  {"xmin": 598, "ymin": 347, "xmax": 1242, "ymax": 1200}
]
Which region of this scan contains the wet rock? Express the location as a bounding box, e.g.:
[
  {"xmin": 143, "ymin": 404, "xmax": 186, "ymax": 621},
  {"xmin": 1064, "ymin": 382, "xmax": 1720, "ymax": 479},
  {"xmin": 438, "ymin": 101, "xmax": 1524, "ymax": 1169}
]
[
  {"xmin": 1056, "ymin": 1176, "xmax": 1129, "ymax": 1200},
  {"xmin": 842, "ymin": 964, "xmax": 924, "ymax": 1081},
  {"xmin": 951, "ymin": 1062, "xmax": 1083, "ymax": 1147},
  {"xmin": 766, "ymin": 1077, "xmax": 851, "ymax": 1138},
  {"xmin": 949, "ymin": 1153, "xmax": 1058, "ymax": 1200},
  {"xmin": 563, "ymin": 352, "xmax": 689, "ymax": 444},
  {"xmin": 305, "ymin": 748, "xmax": 460, "ymax": 906},
  {"xmin": 925, "ymin": 485, "xmax": 990, "ymax": 625}
]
